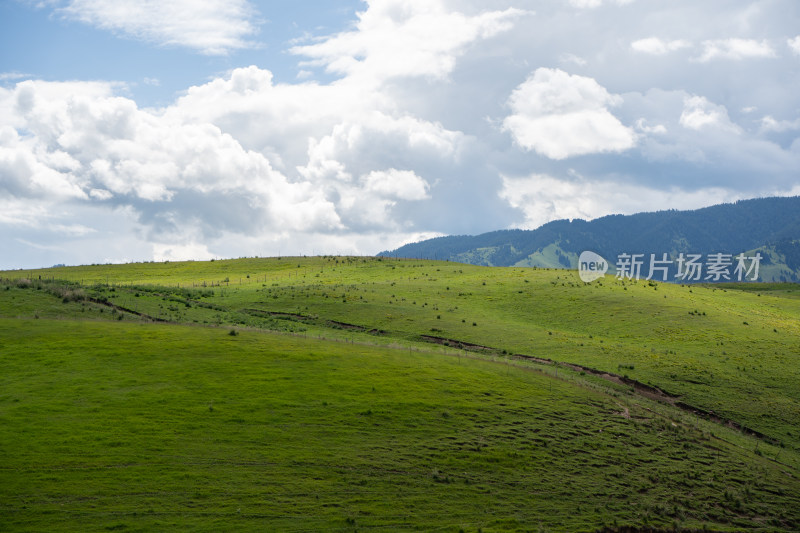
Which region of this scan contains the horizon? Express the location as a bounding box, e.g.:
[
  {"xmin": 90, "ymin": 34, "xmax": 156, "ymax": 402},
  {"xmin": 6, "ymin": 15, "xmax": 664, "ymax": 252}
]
[{"xmin": 3, "ymin": 194, "xmax": 799, "ymax": 271}]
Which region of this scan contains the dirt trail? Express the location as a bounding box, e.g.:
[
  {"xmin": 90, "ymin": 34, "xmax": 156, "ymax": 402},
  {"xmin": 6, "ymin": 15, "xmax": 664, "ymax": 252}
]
[
  {"xmin": 242, "ymin": 309, "xmax": 387, "ymax": 335},
  {"xmin": 418, "ymin": 334, "xmax": 780, "ymax": 445},
  {"xmin": 86, "ymin": 298, "xmax": 169, "ymax": 323}
]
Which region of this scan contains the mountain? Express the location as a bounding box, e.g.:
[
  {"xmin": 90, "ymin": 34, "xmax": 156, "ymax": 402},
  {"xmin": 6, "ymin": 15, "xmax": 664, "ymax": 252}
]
[{"xmin": 381, "ymin": 196, "xmax": 800, "ymax": 282}]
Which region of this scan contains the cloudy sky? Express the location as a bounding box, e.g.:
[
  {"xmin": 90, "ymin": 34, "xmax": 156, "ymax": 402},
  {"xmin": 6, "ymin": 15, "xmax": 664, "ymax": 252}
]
[{"xmin": 1, "ymin": 0, "xmax": 798, "ymax": 269}]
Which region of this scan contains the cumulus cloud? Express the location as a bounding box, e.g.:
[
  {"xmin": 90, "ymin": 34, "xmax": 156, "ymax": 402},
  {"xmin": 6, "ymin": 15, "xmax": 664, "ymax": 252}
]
[
  {"xmin": 294, "ymin": 115, "xmax": 451, "ymax": 230},
  {"xmin": 363, "ymin": 169, "xmax": 430, "ymax": 200},
  {"xmin": 789, "ymin": 36, "xmax": 800, "ymax": 55},
  {"xmin": 617, "ymin": 88, "xmax": 799, "ymax": 193},
  {"xmin": 760, "ymin": 115, "xmax": 800, "ymax": 133},
  {"xmin": 297, "ymin": 112, "xmax": 463, "ymax": 182},
  {"xmin": 1, "ymin": 77, "xmax": 344, "ymax": 238},
  {"xmin": 631, "ymin": 37, "xmax": 690, "ymax": 55},
  {"xmin": 499, "ymin": 173, "xmax": 742, "ymax": 230},
  {"xmin": 502, "ymin": 68, "xmax": 636, "ymax": 159},
  {"xmin": 696, "ymin": 38, "xmax": 776, "ymax": 62},
  {"xmin": 290, "ymin": 0, "xmax": 524, "ymax": 84},
  {"xmin": 2, "ymin": 0, "xmax": 528, "ymax": 267},
  {"xmin": 0, "ymin": 121, "xmax": 88, "ymax": 200},
  {"xmin": 679, "ymin": 95, "xmax": 740, "ymax": 132},
  {"xmin": 0, "ymin": 59, "xmax": 459, "ymax": 259},
  {"xmin": 51, "ymin": 0, "xmax": 259, "ymax": 55},
  {"xmin": 634, "ymin": 119, "xmax": 667, "ymax": 135}
]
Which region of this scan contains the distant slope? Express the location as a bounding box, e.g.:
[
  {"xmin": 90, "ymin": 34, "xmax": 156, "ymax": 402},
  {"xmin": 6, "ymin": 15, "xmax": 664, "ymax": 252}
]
[{"xmin": 381, "ymin": 196, "xmax": 800, "ymax": 282}]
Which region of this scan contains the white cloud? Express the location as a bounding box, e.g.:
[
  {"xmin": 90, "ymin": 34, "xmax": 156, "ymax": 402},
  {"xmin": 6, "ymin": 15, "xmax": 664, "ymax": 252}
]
[
  {"xmin": 152, "ymin": 242, "xmax": 214, "ymax": 262},
  {"xmin": 760, "ymin": 115, "xmax": 800, "ymax": 133},
  {"xmin": 1, "ymin": 77, "xmax": 344, "ymax": 237},
  {"xmin": 363, "ymin": 169, "xmax": 430, "ymax": 201},
  {"xmin": 631, "ymin": 37, "xmax": 690, "ymax": 55},
  {"xmin": 697, "ymin": 38, "xmax": 776, "ymax": 62},
  {"xmin": 166, "ymin": 58, "xmax": 465, "ymax": 233},
  {"xmin": 0, "ymin": 195, "xmax": 99, "ymax": 248},
  {"xmin": 502, "ymin": 68, "xmax": 636, "ymax": 159},
  {"xmin": 621, "ymin": 88, "xmax": 798, "ymax": 185},
  {"xmin": 0, "ymin": 58, "xmax": 456, "ymax": 260},
  {"xmin": 789, "ymin": 36, "xmax": 800, "ymax": 55},
  {"xmin": 0, "ymin": 197, "xmax": 53, "ymax": 227},
  {"xmin": 568, "ymin": 0, "xmax": 635, "ymax": 8},
  {"xmin": 89, "ymin": 188, "xmax": 113, "ymax": 200},
  {"xmin": 560, "ymin": 53, "xmax": 587, "ymax": 67},
  {"xmin": 499, "ymin": 174, "xmax": 741, "ymax": 230},
  {"xmin": 210, "ymin": 229, "xmax": 447, "ymax": 259},
  {"xmin": 0, "ymin": 123, "xmax": 88, "ymax": 200},
  {"xmin": 634, "ymin": 119, "xmax": 667, "ymax": 134},
  {"xmin": 56, "ymin": 0, "xmax": 259, "ymax": 55},
  {"xmin": 52, "ymin": 223, "xmax": 96, "ymax": 236},
  {"xmin": 679, "ymin": 95, "xmax": 740, "ymax": 132},
  {"xmin": 293, "ymin": 113, "xmax": 454, "ymax": 230},
  {"xmin": 569, "ymin": 0, "xmax": 602, "ymax": 7},
  {"xmin": 0, "ymin": 72, "xmax": 32, "ymax": 81},
  {"xmin": 290, "ymin": 0, "xmax": 524, "ymax": 84}
]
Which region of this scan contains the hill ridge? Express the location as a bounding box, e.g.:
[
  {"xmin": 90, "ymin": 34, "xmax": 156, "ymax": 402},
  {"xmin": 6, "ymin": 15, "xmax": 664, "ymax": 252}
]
[{"xmin": 381, "ymin": 196, "xmax": 800, "ymax": 282}]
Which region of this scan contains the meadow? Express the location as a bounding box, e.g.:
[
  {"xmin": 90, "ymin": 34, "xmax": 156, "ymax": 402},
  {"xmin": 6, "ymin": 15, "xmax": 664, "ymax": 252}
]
[{"xmin": 2, "ymin": 256, "xmax": 799, "ymax": 531}]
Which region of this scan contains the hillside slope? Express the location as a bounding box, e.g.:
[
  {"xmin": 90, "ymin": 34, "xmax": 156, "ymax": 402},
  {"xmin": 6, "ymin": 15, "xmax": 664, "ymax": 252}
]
[{"xmin": 2, "ymin": 257, "xmax": 800, "ymax": 530}]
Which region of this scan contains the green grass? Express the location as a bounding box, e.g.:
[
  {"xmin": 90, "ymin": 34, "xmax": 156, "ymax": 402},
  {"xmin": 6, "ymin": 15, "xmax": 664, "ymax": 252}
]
[
  {"xmin": 19, "ymin": 257, "xmax": 797, "ymax": 450},
  {"xmin": 2, "ymin": 256, "xmax": 800, "ymax": 530},
  {"xmin": 2, "ymin": 319, "xmax": 800, "ymax": 532}
]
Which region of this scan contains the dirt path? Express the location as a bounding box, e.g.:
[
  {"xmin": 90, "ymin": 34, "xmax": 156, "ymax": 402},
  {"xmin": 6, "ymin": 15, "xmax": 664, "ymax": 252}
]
[
  {"xmin": 86, "ymin": 297, "xmax": 169, "ymax": 323},
  {"xmin": 418, "ymin": 333, "xmax": 780, "ymax": 445}
]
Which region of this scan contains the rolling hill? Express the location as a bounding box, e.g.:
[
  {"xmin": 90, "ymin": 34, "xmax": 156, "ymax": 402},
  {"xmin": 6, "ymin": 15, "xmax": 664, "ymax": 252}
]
[{"xmin": 2, "ymin": 257, "xmax": 800, "ymax": 530}]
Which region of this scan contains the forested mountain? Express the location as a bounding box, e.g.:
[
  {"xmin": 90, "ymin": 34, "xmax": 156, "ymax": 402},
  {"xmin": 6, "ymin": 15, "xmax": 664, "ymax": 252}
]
[{"xmin": 381, "ymin": 196, "xmax": 800, "ymax": 282}]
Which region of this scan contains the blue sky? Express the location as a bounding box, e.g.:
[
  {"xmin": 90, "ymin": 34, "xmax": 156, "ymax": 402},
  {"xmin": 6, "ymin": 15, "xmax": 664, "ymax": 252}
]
[
  {"xmin": 1, "ymin": 0, "xmax": 799, "ymax": 269},
  {"xmin": 0, "ymin": 1, "xmax": 357, "ymax": 105}
]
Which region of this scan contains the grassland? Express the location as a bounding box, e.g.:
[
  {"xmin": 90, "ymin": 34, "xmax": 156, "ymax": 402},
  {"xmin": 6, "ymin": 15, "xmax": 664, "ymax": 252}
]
[{"xmin": 2, "ymin": 256, "xmax": 800, "ymax": 531}]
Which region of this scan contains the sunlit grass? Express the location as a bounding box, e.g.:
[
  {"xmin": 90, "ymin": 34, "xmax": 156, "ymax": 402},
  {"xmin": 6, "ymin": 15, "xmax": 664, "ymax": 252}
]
[{"xmin": 2, "ymin": 257, "xmax": 800, "ymax": 530}]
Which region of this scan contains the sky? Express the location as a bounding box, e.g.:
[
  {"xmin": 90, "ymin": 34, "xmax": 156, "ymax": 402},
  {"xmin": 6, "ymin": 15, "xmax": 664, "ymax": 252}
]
[{"xmin": 1, "ymin": 0, "xmax": 799, "ymax": 269}]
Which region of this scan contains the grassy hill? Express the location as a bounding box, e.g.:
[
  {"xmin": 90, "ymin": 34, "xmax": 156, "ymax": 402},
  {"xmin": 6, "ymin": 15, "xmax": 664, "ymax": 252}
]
[{"xmin": 2, "ymin": 256, "xmax": 800, "ymax": 531}]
